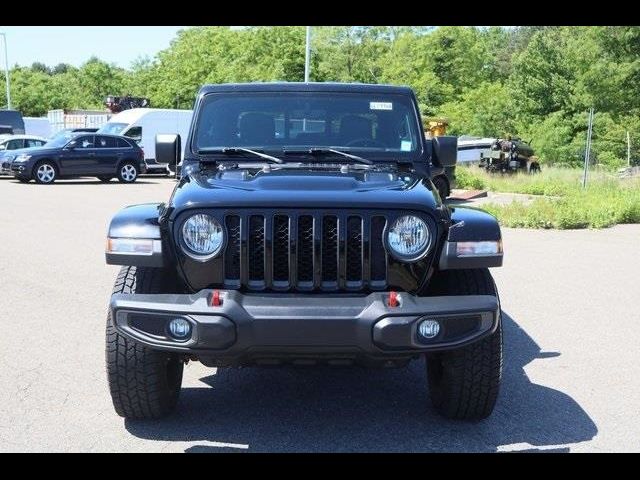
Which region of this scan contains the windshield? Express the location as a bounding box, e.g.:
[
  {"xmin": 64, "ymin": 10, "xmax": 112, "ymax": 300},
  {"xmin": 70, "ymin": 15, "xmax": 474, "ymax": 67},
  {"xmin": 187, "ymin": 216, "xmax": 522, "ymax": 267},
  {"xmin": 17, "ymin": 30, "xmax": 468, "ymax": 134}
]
[
  {"xmin": 45, "ymin": 132, "xmax": 77, "ymax": 148},
  {"xmin": 194, "ymin": 92, "xmax": 421, "ymax": 159},
  {"xmin": 97, "ymin": 122, "xmax": 128, "ymax": 135}
]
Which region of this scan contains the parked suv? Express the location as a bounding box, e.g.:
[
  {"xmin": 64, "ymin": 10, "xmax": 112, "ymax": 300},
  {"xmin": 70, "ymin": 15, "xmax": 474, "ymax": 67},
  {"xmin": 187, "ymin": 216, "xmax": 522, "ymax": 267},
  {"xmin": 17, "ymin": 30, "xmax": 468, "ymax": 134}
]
[
  {"xmin": 10, "ymin": 132, "xmax": 145, "ymax": 184},
  {"xmin": 105, "ymin": 83, "xmax": 504, "ymax": 421}
]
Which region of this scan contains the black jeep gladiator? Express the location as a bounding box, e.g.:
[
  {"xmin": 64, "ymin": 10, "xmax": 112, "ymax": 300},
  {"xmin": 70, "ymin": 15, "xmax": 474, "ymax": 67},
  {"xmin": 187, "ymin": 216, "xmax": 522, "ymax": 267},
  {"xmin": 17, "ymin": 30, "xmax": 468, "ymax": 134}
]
[{"xmin": 105, "ymin": 83, "xmax": 504, "ymax": 420}]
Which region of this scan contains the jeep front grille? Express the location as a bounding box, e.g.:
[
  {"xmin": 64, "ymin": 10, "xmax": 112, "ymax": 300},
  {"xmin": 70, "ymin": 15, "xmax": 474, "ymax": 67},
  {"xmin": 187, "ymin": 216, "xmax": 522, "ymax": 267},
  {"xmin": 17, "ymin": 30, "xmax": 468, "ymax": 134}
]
[{"xmin": 222, "ymin": 211, "xmax": 388, "ymax": 292}]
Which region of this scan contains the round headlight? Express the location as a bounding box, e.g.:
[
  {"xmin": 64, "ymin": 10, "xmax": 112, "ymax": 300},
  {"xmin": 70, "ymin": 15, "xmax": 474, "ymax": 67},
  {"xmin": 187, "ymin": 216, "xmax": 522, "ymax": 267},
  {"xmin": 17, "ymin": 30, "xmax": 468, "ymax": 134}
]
[
  {"xmin": 387, "ymin": 215, "xmax": 431, "ymax": 261},
  {"xmin": 181, "ymin": 214, "xmax": 224, "ymax": 259}
]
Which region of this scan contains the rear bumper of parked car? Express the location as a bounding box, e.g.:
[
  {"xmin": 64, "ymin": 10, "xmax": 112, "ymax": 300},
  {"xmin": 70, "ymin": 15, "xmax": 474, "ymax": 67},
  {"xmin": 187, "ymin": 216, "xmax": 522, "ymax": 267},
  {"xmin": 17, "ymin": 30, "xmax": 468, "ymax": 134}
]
[{"xmin": 110, "ymin": 290, "xmax": 500, "ymax": 366}]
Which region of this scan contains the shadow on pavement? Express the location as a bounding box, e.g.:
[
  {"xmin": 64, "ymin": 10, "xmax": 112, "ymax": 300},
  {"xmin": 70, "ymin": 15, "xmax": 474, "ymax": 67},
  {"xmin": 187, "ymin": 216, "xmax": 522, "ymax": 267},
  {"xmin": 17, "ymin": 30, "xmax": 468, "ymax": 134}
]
[{"xmin": 125, "ymin": 312, "xmax": 597, "ymax": 452}]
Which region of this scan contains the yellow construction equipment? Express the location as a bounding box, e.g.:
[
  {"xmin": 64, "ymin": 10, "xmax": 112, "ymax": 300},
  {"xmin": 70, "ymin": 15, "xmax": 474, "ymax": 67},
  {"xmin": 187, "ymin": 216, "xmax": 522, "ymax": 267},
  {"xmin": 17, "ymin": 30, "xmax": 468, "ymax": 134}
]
[{"xmin": 424, "ymin": 118, "xmax": 449, "ymax": 138}]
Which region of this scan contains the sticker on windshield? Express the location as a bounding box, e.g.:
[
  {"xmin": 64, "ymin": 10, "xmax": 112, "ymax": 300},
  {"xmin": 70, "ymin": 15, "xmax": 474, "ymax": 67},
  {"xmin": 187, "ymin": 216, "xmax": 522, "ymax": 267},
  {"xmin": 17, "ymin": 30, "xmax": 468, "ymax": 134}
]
[
  {"xmin": 370, "ymin": 101, "xmax": 393, "ymax": 111},
  {"xmin": 401, "ymin": 140, "xmax": 412, "ymax": 151}
]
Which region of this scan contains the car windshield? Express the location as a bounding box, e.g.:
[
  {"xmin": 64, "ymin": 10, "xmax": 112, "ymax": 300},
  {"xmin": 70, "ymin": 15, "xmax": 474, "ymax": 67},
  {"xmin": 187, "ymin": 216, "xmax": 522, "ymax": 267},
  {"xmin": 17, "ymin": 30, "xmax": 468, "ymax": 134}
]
[
  {"xmin": 98, "ymin": 123, "xmax": 128, "ymax": 135},
  {"xmin": 194, "ymin": 92, "xmax": 421, "ymax": 159},
  {"xmin": 45, "ymin": 132, "xmax": 77, "ymax": 148}
]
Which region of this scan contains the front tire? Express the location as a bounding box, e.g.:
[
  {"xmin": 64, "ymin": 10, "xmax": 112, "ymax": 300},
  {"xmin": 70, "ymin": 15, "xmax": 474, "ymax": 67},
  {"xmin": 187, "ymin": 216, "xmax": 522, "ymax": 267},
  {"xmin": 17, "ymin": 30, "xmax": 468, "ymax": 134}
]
[
  {"xmin": 117, "ymin": 162, "xmax": 138, "ymax": 183},
  {"xmin": 426, "ymin": 269, "xmax": 503, "ymax": 420},
  {"xmin": 33, "ymin": 161, "xmax": 57, "ymax": 184},
  {"xmin": 106, "ymin": 266, "xmax": 184, "ymax": 419}
]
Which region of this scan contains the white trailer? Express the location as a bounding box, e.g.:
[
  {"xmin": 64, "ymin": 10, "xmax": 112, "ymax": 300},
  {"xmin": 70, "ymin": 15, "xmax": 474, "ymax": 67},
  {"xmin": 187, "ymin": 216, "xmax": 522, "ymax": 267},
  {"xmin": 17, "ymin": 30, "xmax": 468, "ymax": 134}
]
[
  {"xmin": 24, "ymin": 117, "xmax": 52, "ymax": 138},
  {"xmin": 47, "ymin": 109, "xmax": 111, "ymax": 135},
  {"xmin": 457, "ymin": 136, "xmax": 496, "ymax": 164},
  {"xmin": 97, "ymin": 108, "xmax": 193, "ymax": 173}
]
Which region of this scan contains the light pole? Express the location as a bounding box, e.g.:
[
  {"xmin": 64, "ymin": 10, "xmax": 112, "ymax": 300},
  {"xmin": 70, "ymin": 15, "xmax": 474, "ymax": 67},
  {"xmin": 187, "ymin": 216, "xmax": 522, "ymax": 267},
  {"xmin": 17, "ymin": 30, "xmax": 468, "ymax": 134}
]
[
  {"xmin": 304, "ymin": 26, "xmax": 311, "ymax": 82},
  {"xmin": 0, "ymin": 32, "xmax": 11, "ymax": 110}
]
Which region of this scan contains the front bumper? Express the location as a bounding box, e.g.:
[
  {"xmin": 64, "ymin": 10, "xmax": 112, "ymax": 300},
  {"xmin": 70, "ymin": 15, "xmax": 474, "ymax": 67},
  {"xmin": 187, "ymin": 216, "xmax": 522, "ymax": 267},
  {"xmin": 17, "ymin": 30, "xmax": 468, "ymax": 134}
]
[
  {"xmin": 10, "ymin": 163, "xmax": 28, "ymax": 176},
  {"xmin": 110, "ymin": 290, "xmax": 500, "ymax": 365}
]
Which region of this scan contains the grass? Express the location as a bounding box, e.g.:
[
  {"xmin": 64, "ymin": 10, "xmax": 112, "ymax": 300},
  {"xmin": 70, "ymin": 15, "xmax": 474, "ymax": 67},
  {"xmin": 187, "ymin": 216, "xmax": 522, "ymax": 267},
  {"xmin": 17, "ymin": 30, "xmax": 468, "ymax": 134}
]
[{"xmin": 454, "ymin": 166, "xmax": 640, "ymax": 229}]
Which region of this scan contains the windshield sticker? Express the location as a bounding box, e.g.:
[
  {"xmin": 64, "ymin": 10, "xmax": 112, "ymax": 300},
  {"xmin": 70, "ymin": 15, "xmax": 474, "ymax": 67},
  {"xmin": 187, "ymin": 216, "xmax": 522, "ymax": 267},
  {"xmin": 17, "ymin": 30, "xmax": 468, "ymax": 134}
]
[
  {"xmin": 370, "ymin": 101, "xmax": 393, "ymax": 111},
  {"xmin": 401, "ymin": 140, "xmax": 412, "ymax": 151}
]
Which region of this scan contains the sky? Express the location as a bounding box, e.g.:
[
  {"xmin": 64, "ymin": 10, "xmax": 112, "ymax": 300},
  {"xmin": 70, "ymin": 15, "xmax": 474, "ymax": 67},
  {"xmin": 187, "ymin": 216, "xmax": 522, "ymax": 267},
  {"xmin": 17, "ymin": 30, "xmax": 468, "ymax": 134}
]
[{"xmin": 0, "ymin": 26, "xmax": 190, "ymax": 69}]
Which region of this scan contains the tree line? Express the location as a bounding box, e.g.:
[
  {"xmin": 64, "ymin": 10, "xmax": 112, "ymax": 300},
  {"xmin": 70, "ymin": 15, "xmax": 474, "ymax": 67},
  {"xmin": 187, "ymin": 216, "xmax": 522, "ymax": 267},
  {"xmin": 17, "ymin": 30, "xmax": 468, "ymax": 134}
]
[{"xmin": 1, "ymin": 26, "xmax": 638, "ymax": 167}]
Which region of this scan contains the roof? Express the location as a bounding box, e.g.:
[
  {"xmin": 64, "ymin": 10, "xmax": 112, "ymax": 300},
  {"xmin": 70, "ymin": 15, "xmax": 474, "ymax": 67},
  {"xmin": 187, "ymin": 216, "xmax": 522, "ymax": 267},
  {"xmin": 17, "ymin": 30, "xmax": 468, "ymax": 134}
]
[
  {"xmin": 0, "ymin": 134, "xmax": 47, "ymax": 142},
  {"xmin": 105, "ymin": 108, "xmax": 193, "ymax": 124},
  {"xmin": 198, "ymin": 82, "xmax": 415, "ymax": 96}
]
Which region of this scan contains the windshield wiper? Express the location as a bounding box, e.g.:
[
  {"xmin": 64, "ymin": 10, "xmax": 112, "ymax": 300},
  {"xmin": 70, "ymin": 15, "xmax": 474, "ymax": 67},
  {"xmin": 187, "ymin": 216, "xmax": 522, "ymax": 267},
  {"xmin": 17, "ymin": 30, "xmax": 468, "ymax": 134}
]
[
  {"xmin": 283, "ymin": 147, "xmax": 374, "ymax": 165},
  {"xmin": 198, "ymin": 147, "xmax": 284, "ymax": 164}
]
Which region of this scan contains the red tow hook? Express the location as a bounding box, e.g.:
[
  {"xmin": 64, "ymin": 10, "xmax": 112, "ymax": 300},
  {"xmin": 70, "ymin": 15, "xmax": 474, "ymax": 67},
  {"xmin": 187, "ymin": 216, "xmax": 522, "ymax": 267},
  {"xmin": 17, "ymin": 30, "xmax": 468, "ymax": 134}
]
[
  {"xmin": 388, "ymin": 291, "xmax": 399, "ymax": 308},
  {"xmin": 211, "ymin": 289, "xmax": 222, "ymax": 307}
]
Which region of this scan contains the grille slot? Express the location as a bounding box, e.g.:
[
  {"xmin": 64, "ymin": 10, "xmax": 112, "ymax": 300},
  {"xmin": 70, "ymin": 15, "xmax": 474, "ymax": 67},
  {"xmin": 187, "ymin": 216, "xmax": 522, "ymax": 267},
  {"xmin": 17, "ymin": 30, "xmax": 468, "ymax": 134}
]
[
  {"xmin": 273, "ymin": 215, "xmax": 290, "ymax": 286},
  {"xmin": 224, "ymin": 216, "xmax": 241, "ymax": 287},
  {"xmin": 248, "ymin": 216, "xmax": 265, "ymax": 288},
  {"xmin": 346, "ymin": 216, "xmax": 363, "ymax": 286},
  {"xmin": 321, "ymin": 216, "xmax": 338, "ymax": 288},
  {"xmin": 297, "ymin": 215, "xmax": 314, "ymax": 287},
  {"xmin": 221, "ymin": 211, "xmax": 391, "ymax": 292},
  {"xmin": 370, "ymin": 216, "xmax": 387, "ymax": 287}
]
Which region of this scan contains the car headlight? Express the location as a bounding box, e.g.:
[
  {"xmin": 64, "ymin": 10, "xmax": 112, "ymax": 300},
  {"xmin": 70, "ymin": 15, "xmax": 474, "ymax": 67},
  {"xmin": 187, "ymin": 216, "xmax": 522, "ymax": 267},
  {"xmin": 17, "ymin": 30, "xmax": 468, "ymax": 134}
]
[
  {"xmin": 15, "ymin": 154, "xmax": 31, "ymax": 163},
  {"xmin": 181, "ymin": 214, "xmax": 224, "ymax": 260},
  {"xmin": 387, "ymin": 215, "xmax": 431, "ymax": 262}
]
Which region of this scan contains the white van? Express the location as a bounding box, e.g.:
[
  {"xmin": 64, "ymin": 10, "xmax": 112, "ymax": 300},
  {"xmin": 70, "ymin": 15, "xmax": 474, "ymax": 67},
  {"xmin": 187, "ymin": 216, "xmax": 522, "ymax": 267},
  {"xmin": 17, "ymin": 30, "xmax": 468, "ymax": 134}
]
[{"xmin": 97, "ymin": 108, "xmax": 192, "ymax": 173}]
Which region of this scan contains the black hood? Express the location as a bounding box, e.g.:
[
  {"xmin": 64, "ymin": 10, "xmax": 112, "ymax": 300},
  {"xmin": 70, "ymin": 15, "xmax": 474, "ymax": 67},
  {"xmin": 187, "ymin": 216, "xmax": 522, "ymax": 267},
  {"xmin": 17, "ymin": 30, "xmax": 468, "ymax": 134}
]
[{"xmin": 168, "ymin": 167, "xmax": 441, "ymax": 218}]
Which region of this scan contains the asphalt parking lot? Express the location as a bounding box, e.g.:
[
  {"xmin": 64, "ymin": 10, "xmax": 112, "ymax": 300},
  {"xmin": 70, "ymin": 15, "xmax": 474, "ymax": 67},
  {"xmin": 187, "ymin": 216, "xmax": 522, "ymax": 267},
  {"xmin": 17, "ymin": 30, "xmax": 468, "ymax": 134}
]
[{"xmin": 1, "ymin": 175, "xmax": 639, "ymax": 452}]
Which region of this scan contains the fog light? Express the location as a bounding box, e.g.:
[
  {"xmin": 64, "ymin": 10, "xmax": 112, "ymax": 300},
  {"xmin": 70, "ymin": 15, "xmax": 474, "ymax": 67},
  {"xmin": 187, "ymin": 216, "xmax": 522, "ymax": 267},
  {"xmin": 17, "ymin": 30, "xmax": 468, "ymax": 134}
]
[
  {"xmin": 168, "ymin": 318, "xmax": 192, "ymax": 339},
  {"xmin": 418, "ymin": 319, "xmax": 440, "ymax": 339}
]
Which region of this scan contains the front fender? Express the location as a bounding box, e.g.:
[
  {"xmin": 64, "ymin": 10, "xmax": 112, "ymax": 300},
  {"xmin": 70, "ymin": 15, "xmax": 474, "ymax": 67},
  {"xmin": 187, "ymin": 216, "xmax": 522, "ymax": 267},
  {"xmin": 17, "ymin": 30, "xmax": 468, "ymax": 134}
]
[
  {"xmin": 439, "ymin": 207, "xmax": 503, "ymax": 270},
  {"xmin": 106, "ymin": 203, "xmax": 166, "ymax": 267}
]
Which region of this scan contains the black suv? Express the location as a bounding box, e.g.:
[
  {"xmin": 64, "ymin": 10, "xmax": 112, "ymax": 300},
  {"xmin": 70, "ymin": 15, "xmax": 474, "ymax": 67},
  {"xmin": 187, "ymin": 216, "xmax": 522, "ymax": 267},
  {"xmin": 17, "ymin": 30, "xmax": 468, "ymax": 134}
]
[
  {"xmin": 10, "ymin": 132, "xmax": 145, "ymax": 184},
  {"xmin": 105, "ymin": 83, "xmax": 504, "ymax": 420}
]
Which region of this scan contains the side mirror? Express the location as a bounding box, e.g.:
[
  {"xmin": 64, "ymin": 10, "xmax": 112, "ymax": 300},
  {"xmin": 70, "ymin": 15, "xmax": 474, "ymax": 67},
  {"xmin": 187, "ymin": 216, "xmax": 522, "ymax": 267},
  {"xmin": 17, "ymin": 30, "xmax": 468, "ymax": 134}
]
[
  {"xmin": 156, "ymin": 134, "xmax": 181, "ymax": 172},
  {"xmin": 431, "ymin": 136, "xmax": 458, "ymax": 168}
]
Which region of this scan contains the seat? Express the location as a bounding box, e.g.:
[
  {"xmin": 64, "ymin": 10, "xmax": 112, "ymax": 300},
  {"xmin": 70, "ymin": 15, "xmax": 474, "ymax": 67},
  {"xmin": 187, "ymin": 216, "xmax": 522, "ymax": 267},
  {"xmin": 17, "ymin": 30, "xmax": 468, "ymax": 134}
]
[
  {"xmin": 239, "ymin": 113, "xmax": 275, "ymax": 145},
  {"xmin": 197, "ymin": 114, "xmax": 238, "ymax": 146},
  {"xmin": 339, "ymin": 115, "xmax": 373, "ymax": 144}
]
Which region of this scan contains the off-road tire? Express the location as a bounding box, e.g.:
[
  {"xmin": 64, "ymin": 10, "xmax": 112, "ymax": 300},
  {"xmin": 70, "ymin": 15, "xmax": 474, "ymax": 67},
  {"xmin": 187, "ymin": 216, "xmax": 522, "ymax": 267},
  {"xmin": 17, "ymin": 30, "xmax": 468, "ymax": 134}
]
[
  {"xmin": 426, "ymin": 268, "xmax": 503, "ymax": 420},
  {"xmin": 106, "ymin": 266, "xmax": 184, "ymax": 419},
  {"xmin": 528, "ymin": 162, "xmax": 541, "ymax": 174}
]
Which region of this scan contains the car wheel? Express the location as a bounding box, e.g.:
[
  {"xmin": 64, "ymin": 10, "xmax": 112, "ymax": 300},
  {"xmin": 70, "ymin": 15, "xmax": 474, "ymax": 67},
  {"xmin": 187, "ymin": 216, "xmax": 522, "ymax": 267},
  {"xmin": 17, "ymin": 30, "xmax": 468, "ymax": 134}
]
[
  {"xmin": 117, "ymin": 162, "xmax": 138, "ymax": 183},
  {"xmin": 33, "ymin": 161, "xmax": 57, "ymax": 184},
  {"xmin": 97, "ymin": 176, "xmax": 113, "ymax": 183},
  {"xmin": 106, "ymin": 266, "xmax": 184, "ymax": 419},
  {"xmin": 425, "ymin": 268, "xmax": 503, "ymax": 420}
]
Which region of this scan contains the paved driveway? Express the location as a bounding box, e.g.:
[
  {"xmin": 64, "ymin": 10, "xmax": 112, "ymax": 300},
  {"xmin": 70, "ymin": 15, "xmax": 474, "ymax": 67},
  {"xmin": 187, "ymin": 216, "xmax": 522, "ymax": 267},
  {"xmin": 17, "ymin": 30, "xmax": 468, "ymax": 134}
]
[{"xmin": 0, "ymin": 176, "xmax": 638, "ymax": 452}]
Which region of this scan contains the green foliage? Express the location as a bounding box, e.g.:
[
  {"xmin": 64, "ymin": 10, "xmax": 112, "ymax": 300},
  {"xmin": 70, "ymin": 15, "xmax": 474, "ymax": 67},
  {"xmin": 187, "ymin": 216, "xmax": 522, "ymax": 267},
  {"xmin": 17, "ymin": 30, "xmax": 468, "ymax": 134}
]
[
  {"xmin": 456, "ymin": 166, "xmax": 640, "ymax": 229},
  {"xmin": 1, "ymin": 25, "xmax": 638, "ymax": 168}
]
